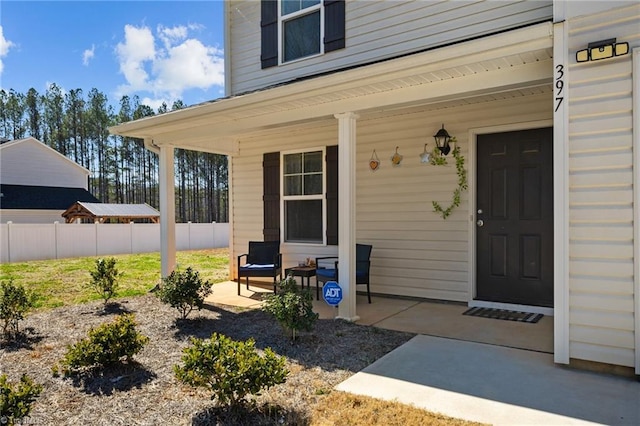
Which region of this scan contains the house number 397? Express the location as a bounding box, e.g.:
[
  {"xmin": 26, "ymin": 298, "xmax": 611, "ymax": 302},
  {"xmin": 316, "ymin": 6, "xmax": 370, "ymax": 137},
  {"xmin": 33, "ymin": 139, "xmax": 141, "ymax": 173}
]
[{"xmin": 554, "ymin": 64, "xmax": 564, "ymax": 113}]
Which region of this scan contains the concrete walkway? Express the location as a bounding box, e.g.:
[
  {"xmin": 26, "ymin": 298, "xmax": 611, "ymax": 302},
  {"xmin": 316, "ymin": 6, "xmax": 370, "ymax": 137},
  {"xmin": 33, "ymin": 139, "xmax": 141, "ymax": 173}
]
[
  {"xmin": 337, "ymin": 335, "xmax": 640, "ymax": 425},
  {"xmin": 208, "ymin": 280, "xmax": 640, "ymax": 425}
]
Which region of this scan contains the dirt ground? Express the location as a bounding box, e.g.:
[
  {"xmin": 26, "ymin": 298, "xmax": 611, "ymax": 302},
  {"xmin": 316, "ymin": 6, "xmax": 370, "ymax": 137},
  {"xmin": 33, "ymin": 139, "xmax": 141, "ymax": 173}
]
[{"xmin": 1, "ymin": 294, "xmax": 414, "ymax": 425}]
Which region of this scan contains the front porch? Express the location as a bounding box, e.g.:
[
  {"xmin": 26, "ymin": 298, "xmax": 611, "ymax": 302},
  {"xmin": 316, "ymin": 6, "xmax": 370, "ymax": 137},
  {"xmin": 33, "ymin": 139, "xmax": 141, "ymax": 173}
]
[
  {"xmin": 207, "ymin": 279, "xmax": 553, "ymax": 354},
  {"xmin": 206, "ymin": 280, "xmax": 639, "ymax": 424}
]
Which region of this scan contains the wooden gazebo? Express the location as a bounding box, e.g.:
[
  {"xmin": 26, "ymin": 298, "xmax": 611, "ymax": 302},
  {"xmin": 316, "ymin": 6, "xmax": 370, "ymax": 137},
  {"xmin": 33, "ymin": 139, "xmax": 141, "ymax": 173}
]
[{"xmin": 62, "ymin": 202, "xmax": 160, "ymax": 223}]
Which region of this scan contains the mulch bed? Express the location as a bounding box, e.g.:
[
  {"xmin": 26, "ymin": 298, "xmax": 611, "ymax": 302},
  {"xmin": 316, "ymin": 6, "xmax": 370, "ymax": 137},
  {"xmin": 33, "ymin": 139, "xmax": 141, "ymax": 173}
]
[{"xmin": 1, "ymin": 294, "xmax": 414, "ymax": 425}]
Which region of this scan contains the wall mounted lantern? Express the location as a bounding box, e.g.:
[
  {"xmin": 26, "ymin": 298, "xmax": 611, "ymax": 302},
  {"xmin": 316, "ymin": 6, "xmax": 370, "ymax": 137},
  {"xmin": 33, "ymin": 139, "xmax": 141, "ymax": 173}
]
[
  {"xmin": 576, "ymin": 38, "xmax": 629, "ymax": 63},
  {"xmin": 433, "ymin": 124, "xmax": 452, "ymax": 156}
]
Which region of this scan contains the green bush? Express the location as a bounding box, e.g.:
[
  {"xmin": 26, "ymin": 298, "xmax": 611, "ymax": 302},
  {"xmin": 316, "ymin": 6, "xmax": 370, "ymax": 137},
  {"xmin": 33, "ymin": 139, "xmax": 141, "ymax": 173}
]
[
  {"xmin": 174, "ymin": 333, "xmax": 288, "ymax": 407},
  {"xmin": 60, "ymin": 314, "xmax": 149, "ymax": 373},
  {"xmin": 89, "ymin": 257, "xmax": 121, "ymax": 305},
  {"xmin": 155, "ymin": 267, "xmax": 212, "ymax": 319},
  {"xmin": 0, "ymin": 280, "xmax": 36, "ymax": 340},
  {"xmin": 0, "ymin": 373, "xmax": 42, "ymax": 426},
  {"xmin": 263, "ymin": 275, "xmax": 318, "ymax": 340}
]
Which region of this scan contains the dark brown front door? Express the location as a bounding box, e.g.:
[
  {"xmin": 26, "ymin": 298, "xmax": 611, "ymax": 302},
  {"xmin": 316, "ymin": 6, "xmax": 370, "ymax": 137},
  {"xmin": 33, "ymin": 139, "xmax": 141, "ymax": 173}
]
[{"xmin": 476, "ymin": 128, "xmax": 553, "ymax": 307}]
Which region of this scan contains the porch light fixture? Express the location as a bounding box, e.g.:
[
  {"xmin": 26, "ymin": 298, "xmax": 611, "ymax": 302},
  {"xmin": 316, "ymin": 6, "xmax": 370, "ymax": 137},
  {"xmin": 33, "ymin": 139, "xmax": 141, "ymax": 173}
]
[
  {"xmin": 433, "ymin": 124, "xmax": 452, "ymax": 156},
  {"xmin": 576, "ymin": 38, "xmax": 629, "ymax": 63}
]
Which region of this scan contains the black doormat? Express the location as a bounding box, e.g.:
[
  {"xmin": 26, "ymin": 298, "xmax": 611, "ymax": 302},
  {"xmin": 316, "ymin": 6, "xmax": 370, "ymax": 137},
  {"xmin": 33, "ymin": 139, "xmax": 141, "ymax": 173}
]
[{"xmin": 462, "ymin": 307, "xmax": 543, "ymax": 323}]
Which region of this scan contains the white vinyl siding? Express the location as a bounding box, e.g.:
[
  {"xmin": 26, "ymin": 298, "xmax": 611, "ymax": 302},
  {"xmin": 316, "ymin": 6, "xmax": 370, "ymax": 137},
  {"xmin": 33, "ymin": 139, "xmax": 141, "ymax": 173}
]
[
  {"xmin": 0, "ymin": 138, "xmax": 89, "ymax": 189},
  {"xmin": 231, "ymin": 122, "xmax": 339, "ymax": 276},
  {"xmin": 566, "ymin": 4, "xmax": 639, "ymax": 367},
  {"xmin": 227, "ymin": 0, "xmax": 552, "ymax": 95},
  {"xmin": 231, "ymin": 91, "xmax": 552, "ymax": 299},
  {"xmin": 0, "ymin": 210, "xmax": 67, "ymax": 224}
]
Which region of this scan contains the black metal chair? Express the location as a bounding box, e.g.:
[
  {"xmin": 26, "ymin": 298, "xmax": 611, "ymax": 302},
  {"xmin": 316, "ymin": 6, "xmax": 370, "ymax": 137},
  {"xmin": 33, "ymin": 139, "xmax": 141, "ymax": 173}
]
[
  {"xmin": 237, "ymin": 241, "xmax": 282, "ymax": 295},
  {"xmin": 315, "ymin": 243, "xmax": 373, "ymax": 303}
]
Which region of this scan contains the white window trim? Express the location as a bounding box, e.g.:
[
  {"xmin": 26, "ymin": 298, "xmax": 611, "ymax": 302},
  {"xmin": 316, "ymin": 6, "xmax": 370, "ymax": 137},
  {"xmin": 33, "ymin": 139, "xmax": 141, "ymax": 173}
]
[
  {"xmin": 278, "ymin": 0, "xmax": 324, "ymax": 65},
  {"xmin": 280, "ymin": 147, "xmax": 327, "ymax": 245}
]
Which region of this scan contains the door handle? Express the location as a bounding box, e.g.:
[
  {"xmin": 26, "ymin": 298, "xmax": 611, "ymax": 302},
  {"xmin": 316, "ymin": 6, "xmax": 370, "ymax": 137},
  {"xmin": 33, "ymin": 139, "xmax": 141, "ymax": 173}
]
[{"xmin": 476, "ymin": 219, "xmax": 484, "ymax": 227}]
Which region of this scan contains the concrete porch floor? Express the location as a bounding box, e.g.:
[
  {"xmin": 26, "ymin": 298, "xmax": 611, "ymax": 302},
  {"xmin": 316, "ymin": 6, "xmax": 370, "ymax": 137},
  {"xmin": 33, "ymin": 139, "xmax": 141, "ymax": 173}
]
[
  {"xmin": 207, "ymin": 280, "xmax": 639, "ymax": 425},
  {"xmin": 208, "ymin": 279, "xmax": 553, "ymax": 353}
]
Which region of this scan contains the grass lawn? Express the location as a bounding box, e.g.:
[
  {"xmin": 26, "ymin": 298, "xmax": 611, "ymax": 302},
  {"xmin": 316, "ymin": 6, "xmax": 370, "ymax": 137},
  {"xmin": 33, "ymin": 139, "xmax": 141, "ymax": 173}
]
[
  {"xmin": 1, "ymin": 249, "xmax": 480, "ymax": 425},
  {"xmin": 0, "ymin": 248, "xmax": 229, "ymax": 310}
]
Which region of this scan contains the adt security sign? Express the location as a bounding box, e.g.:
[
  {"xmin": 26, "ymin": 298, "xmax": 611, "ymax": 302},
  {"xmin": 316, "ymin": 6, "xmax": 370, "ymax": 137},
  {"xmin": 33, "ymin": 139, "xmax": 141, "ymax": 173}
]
[{"xmin": 322, "ymin": 281, "xmax": 343, "ymax": 307}]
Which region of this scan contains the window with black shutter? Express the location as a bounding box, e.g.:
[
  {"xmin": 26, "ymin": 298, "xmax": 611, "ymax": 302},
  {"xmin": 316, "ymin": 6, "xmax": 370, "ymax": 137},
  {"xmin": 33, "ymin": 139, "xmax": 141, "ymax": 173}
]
[
  {"xmin": 262, "ymin": 146, "xmax": 338, "ymax": 245},
  {"xmin": 260, "ymin": 0, "xmax": 345, "ymax": 69}
]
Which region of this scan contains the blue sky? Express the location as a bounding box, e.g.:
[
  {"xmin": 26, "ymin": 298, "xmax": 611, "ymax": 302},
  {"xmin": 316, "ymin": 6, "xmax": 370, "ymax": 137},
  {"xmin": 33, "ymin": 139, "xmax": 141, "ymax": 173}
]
[{"xmin": 0, "ymin": 0, "xmax": 226, "ymax": 110}]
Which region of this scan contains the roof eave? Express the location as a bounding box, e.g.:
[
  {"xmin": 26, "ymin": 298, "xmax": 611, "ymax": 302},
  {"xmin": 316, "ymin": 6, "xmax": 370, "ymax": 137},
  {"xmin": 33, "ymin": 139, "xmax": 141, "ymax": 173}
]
[{"xmin": 109, "ymin": 22, "xmax": 553, "ymax": 151}]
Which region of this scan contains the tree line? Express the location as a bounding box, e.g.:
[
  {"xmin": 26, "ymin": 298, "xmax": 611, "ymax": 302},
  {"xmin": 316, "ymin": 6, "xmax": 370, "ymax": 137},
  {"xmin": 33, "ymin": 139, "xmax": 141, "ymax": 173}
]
[{"xmin": 0, "ymin": 86, "xmax": 228, "ymax": 223}]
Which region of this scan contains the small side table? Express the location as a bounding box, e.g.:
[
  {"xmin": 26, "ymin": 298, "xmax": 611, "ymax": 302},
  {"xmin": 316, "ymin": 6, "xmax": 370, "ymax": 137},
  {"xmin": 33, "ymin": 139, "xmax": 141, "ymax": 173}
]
[{"xmin": 284, "ymin": 266, "xmax": 316, "ymax": 294}]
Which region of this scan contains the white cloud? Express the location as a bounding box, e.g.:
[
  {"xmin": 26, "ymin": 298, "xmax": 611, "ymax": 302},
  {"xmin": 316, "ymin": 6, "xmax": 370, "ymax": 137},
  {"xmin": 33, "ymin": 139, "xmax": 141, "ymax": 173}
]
[
  {"xmin": 140, "ymin": 97, "xmax": 169, "ymax": 112},
  {"xmin": 0, "ymin": 25, "xmax": 16, "ymax": 75},
  {"xmin": 158, "ymin": 24, "xmax": 188, "ymax": 49},
  {"xmin": 83, "ymin": 44, "xmax": 95, "ymax": 66},
  {"xmin": 116, "ymin": 25, "xmax": 156, "ymax": 92},
  {"xmin": 115, "ymin": 23, "xmax": 224, "ymax": 106},
  {"xmin": 154, "ymin": 39, "xmax": 224, "ymax": 95}
]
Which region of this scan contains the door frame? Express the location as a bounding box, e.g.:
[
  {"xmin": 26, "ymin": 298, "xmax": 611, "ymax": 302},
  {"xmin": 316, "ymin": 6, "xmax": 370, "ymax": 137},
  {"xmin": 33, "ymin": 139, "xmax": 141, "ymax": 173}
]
[{"xmin": 467, "ymin": 119, "xmax": 555, "ymax": 317}]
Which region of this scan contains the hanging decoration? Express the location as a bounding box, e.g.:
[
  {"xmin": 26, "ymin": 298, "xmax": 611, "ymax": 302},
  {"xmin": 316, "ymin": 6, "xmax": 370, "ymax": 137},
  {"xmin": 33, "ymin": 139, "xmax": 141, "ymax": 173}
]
[
  {"xmin": 431, "ymin": 137, "xmax": 468, "ymax": 219},
  {"xmin": 391, "ymin": 146, "xmax": 403, "ymax": 166},
  {"xmin": 369, "ymin": 149, "xmax": 380, "ymax": 171},
  {"xmin": 429, "ymin": 145, "xmax": 448, "ymax": 166},
  {"xmin": 419, "ymin": 144, "xmax": 431, "ymax": 164}
]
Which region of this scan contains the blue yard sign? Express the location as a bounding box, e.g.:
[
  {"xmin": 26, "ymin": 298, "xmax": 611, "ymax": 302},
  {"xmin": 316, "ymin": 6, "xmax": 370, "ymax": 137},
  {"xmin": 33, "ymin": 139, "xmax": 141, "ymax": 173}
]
[{"xmin": 322, "ymin": 281, "xmax": 343, "ymax": 307}]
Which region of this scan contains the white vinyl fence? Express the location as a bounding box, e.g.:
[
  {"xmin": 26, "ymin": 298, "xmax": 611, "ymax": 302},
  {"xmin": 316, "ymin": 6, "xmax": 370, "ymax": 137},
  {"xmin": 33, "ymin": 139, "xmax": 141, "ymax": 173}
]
[{"xmin": 0, "ymin": 222, "xmax": 229, "ymax": 263}]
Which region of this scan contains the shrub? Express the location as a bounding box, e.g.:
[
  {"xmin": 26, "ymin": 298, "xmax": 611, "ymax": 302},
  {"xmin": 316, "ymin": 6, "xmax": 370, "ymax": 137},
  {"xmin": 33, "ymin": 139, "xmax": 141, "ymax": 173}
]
[
  {"xmin": 263, "ymin": 275, "xmax": 318, "ymax": 340},
  {"xmin": 89, "ymin": 257, "xmax": 121, "ymax": 305},
  {"xmin": 0, "ymin": 373, "xmax": 42, "ymax": 426},
  {"xmin": 174, "ymin": 333, "xmax": 288, "ymax": 407},
  {"xmin": 0, "ymin": 280, "xmax": 36, "ymax": 340},
  {"xmin": 155, "ymin": 267, "xmax": 212, "ymax": 319},
  {"xmin": 60, "ymin": 314, "xmax": 148, "ymax": 373}
]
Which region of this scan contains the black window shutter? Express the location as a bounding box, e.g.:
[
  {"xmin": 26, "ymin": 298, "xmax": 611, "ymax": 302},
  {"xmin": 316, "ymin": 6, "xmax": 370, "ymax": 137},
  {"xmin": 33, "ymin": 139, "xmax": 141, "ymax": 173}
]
[
  {"xmin": 261, "ymin": 0, "xmax": 278, "ymax": 69},
  {"xmin": 263, "ymin": 152, "xmax": 280, "ymax": 241},
  {"xmin": 324, "ymin": 0, "xmax": 345, "ymax": 52},
  {"xmin": 326, "ymin": 145, "xmax": 339, "ymax": 245}
]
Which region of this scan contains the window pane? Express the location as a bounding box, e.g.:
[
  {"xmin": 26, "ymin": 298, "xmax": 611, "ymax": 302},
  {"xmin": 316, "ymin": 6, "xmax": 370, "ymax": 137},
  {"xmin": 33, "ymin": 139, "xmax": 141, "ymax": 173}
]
[
  {"xmin": 284, "ymin": 175, "xmax": 301, "ymax": 196},
  {"xmin": 282, "ymin": 0, "xmax": 320, "ymax": 16},
  {"xmin": 284, "ymin": 153, "xmax": 302, "ymax": 174},
  {"xmin": 285, "ymin": 199, "xmax": 323, "ymax": 243},
  {"xmin": 304, "ymin": 174, "xmax": 322, "ymax": 195},
  {"xmin": 284, "ymin": 11, "xmax": 320, "ymax": 62},
  {"xmin": 304, "ymin": 151, "xmax": 322, "ymax": 172}
]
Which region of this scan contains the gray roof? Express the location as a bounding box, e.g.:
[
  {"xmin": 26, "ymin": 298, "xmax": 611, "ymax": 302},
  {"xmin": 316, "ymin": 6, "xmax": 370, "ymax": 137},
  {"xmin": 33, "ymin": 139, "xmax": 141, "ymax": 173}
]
[
  {"xmin": 76, "ymin": 202, "xmax": 159, "ymax": 217},
  {"xmin": 0, "ymin": 184, "xmax": 100, "ymax": 210}
]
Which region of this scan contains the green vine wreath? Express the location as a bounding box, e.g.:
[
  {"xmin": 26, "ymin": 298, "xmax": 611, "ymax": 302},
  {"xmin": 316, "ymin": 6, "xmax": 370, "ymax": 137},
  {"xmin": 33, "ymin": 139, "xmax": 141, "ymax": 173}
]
[{"xmin": 431, "ymin": 138, "xmax": 468, "ymax": 219}]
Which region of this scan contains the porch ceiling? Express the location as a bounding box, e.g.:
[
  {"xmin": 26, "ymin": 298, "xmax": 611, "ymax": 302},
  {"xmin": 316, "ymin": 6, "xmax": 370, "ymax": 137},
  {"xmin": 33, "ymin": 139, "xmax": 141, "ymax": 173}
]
[{"xmin": 109, "ymin": 22, "xmax": 553, "ymax": 155}]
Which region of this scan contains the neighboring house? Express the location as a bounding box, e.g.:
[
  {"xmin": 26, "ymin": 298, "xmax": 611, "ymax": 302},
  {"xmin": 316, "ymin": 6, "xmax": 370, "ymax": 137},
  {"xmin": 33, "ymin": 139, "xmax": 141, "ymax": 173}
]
[
  {"xmin": 111, "ymin": 1, "xmax": 640, "ymax": 375},
  {"xmin": 0, "ymin": 137, "xmax": 99, "ymax": 223}
]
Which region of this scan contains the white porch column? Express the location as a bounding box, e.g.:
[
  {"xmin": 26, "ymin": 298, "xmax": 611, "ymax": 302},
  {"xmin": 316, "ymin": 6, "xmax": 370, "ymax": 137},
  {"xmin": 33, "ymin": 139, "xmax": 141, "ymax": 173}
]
[
  {"xmin": 552, "ymin": 19, "xmax": 570, "ymax": 365},
  {"xmin": 159, "ymin": 144, "xmax": 176, "ymax": 277},
  {"xmin": 334, "ymin": 112, "xmax": 359, "ymax": 321}
]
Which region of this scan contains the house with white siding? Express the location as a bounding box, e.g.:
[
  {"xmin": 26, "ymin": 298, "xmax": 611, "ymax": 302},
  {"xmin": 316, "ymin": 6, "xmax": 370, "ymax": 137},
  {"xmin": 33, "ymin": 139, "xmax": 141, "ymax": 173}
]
[
  {"xmin": 110, "ymin": 1, "xmax": 640, "ymax": 375},
  {"xmin": 0, "ymin": 137, "xmax": 99, "ymax": 223}
]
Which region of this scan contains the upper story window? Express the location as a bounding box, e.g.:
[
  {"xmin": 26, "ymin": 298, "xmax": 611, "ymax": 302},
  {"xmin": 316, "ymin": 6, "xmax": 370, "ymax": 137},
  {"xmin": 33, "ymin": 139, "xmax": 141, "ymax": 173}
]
[
  {"xmin": 281, "ymin": 1, "xmax": 322, "ymax": 63},
  {"xmin": 261, "ymin": 0, "xmax": 345, "ymax": 70}
]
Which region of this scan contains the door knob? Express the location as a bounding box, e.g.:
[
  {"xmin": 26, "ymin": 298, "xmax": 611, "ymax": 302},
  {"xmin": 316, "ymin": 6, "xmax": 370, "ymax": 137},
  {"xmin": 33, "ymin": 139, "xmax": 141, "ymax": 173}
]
[{"xmin": 476, "ymin": 219, "xmax": 484, "ymax": 227}]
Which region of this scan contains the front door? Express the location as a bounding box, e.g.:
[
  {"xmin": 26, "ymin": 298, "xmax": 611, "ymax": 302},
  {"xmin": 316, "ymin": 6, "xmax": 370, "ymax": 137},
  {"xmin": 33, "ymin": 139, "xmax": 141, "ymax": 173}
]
[{"xmin": 476, "ymin": 127, "xmax": 553, "ymax": 307}]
